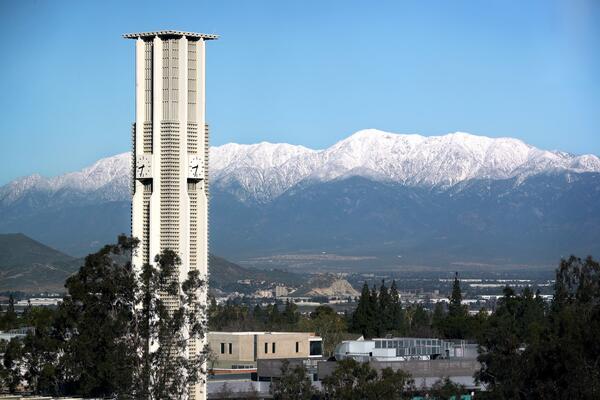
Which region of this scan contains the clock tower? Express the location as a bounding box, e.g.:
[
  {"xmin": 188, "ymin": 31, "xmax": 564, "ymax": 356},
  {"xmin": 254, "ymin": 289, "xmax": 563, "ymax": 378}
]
[{"xmin": 124, "ymin": 30, "xmax": 218, "ymax": 400}]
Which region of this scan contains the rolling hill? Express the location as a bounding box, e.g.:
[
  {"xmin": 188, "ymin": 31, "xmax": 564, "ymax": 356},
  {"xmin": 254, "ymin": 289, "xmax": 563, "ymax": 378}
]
[
  {"xmin": 0, "ymin": 233, "xmax": 80, "ymax": 292},
  {"xmin": 0, "ymin": 233, "xmax": 301, "ymax": 293}
]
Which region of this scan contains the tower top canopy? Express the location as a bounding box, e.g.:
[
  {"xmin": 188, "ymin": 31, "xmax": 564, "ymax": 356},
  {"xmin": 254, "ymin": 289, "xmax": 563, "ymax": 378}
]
[{"xmin": 123, "ymin": 30, "xmax": 219, "ymax": 40}]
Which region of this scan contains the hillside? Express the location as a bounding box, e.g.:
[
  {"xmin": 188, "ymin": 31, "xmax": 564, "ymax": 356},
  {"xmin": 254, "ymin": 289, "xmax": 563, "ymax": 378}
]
[
  {"xmin": 0, "ymin": 233, "xmax": 80, "ymax": 292},
  {"xmin": 209, "ymin": 254, "xmax": 302, "ymax": 293},
  {"xmin": 292, "ymin": 274, "xmax": 360, "ymax": 297},
  {"xmin": 0, "ymin": 234, "xmax": 301, "ymax": 293}
]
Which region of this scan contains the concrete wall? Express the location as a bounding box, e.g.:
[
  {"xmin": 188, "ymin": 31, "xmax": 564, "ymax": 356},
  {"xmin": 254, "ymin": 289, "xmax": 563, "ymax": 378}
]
[
  {"xmin": 208, "ymin": 332, "xmax": 322, "ymax": 365},
  {"xmin": 318, "ymin": 359, "xmax": 482, "ymax": 389}
]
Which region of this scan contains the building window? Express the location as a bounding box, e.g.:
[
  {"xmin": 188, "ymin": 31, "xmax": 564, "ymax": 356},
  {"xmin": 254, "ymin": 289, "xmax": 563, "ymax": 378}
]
[
  {"xmin": 229, "ymin": 343, "xmax": 233, "ymax": 354},
  {"xmin": 272, "ymin": 343, "xmax": 276, "ymax": 353},
  {"xmin": 296, "ymin": 341, "xmax": 299, "ymax": 353},
  {"xmin": 310, "ymin": 341, "xmax": 322, "ymax": 356},
  {"xmin": 264, "ymin": 343, "xmax": 268, "ymax": 354},
  {"xmin": 220, "ymin": 343, "xmax": 225, "ymax": 354}
]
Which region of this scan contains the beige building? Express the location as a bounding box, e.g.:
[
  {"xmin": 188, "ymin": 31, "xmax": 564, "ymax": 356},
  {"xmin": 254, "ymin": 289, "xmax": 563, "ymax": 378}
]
[{"xmin": 208, "ymin": 332, "xmax": 323, "ymax": 373}]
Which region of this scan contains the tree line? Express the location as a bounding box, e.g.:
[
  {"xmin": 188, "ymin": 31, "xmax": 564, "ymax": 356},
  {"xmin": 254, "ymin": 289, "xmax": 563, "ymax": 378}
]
[
  {"xmin": 1, "ymin": 232, "xmax": 600, "ymax": 399},
  {"xmin": 267, "ymin": 358, "xmax": 466, "ymax": 400},
  {"xmin": 270, "ymin": 256, "xmax": 600, "ymax": 399},
  {"xmin": 0, "ymin": 236, "xmax": 208, "ymax": 399},
  {"xmin": 350, "ymin": 274, "xmax": 487, "ymax": 340}
]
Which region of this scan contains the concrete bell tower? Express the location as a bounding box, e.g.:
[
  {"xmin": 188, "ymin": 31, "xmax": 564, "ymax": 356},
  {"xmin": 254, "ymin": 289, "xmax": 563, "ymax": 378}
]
[{"xmin": 124, "ymin": 30, "xmax": 218, "ymax": 400}]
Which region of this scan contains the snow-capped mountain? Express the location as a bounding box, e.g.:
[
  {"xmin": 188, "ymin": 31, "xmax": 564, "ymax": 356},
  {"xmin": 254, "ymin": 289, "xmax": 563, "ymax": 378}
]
[
  {"xmin": 4, "ymin": 129, "xmax": 598, "ymax": 206},
  {"xmin": 211, "ymin": 129, "xmax": 600, "ymax": 202},
  {"xmin": 1, "ymin": 129, "xmax": 600, "ymax": 262},
  {"xmin": 0, "ymin": 152, "xmax": 130, "ymax": 205}
]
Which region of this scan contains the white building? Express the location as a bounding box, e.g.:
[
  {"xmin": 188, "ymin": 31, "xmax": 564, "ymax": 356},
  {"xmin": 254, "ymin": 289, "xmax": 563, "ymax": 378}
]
[
  {"xmin": 124, "ymin": 30, "xmax": 218, "ymax": 400},
  {"xmin": 334, "ymin": 337, "xmax": 476, "ymax": 362}
]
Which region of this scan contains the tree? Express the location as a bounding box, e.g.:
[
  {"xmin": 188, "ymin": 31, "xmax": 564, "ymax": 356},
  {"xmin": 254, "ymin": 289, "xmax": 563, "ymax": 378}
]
[
  {"xmin": 388, "ymin": 280, "xmax": 405, "ymax": 333},
  {"xmin": 475, "ymin": 286, "xmax": 532, "ymax": 399},
  {"xmin": 350, "ymin": 283, "xmax": 376, "ymax": 338},
  {"xmin": 322, "ymin": 358, "xmax": 378, "ymax": 400},
  {"xmin": 1, "ymin": 337, "xmax": 23, "ymax": 393},
  {"xmin": 270, "ymin": 360, "xmax": 314, "ymax": 400},
  {"xmin": 449, "ymin": 272, "xmax": 463, "ymax": 315},
  {"xmin": 322, "ymin": 359, "xmax": 414, "ymax": 400},
  {"xmin": 378, "ymin": 280, "xmax": 392, "ymax": 335},
  {"xmin": 369, "ymin": 285, "xmax": 379, "ymax": 335},
  {"xmin": 442, "ymin": 272, "xmax": 469, "ymax": 339},
  {"xmin": 3, "ymin": 235, "xmax": 209, "ymax": 399},
  {"xmin": 20, "ymin": 307, "xmax": 61, "ymax": 395},
  {"xmin": 372, "ymin": 367, "xmax": 414, "ymax": 400},
  {"xmin": 308, "ymin": 305, "xmax": 346, "ymax": 357},
  {"xmin": 404, "ymin": 304, "xmax": 432, "ymax": 337},
  {"xmin": 57, "ymin": 237, "xmax": 140, "ymax": 398},
  {"xmin": 477, "ymin": 256, "xmax": 600, "ymax": 399},
  {"xmin": 0, "ymin": 294, "xmax": 18, "ymax": 330},
  {"xmin": 429, "ymin": 377, "xmax": 467, "ymax": 400},
  {"xmin": 282, "ymin": 299, "xmax": 300, "ymax": 326},
  {"xmin": 139, "ymin": 248, "xmax": 209, "ymax": 400},
  {"xmin": 432, "ymin": 302, "xmax": 447, "ymax": 336},
  {"xmin": 267, "ymin": 303, "xmax": 282, "ymax": 329}
]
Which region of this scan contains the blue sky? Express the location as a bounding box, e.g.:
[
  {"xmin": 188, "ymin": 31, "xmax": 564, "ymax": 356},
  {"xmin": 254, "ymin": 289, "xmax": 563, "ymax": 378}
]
[{"xmin": 0, "ymin": 0, "xmax": 598, "ymax": 185}]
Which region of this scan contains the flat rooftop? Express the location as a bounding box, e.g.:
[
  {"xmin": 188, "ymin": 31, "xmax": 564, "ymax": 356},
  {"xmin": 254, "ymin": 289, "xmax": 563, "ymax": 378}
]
[
  {"xmin": 209, "ymin": 331, "xmax": 319, "ymax": 336},
  {"xmin": 123, "ymin": 30, "xmax": 219, "ymax": 40}
]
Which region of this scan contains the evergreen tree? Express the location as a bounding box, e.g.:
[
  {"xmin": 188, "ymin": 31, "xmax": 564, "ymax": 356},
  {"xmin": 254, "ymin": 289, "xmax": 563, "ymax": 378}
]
[
  {"xmin": 378, "ymin": 280, "xmax": 392, "ymax": 335},
  {"xmin": 448, "ymin": 272, "xmax": 464, "ymax": 317},
  {"xmin": 253, "ymin": 304, "xmax": 265, "ymax": 327},
  {"xmin": 369, "ymin": 285, "xmax": 379, "ymax": 337},
  {"xmin": 410, "ymin": 304, "xmax": 432, "ymax": 336},
  {"xmin": 267, "ymin": 303, "xmax": 281, "ymax": 328},
  {"xmin": 443, "ymin": 272, "xmax": 469, "ymax": 339},
  {"xmin": 431, "ymin": 302, "xmax": 446, "ymax": 336},
  {"xmin": 282, "ymin": 299, "xmax": 299, "ymax": 326},
  {"xmin": 1, "ymin": 294, "xmax": 18, "ymax": 330},
  {"xmin": 389, "ymin": 280, "xmax": 404, "ymax": 333},
  {"xmin": 351, "ymin": 283, "xmax": 376, "ymax": 338}
]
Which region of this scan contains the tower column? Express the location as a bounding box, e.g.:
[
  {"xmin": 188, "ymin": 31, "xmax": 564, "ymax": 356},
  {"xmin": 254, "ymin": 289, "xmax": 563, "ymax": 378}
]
[{"xmin": 125, "ymin": 30, "xmax": 218, "ymax": 400}]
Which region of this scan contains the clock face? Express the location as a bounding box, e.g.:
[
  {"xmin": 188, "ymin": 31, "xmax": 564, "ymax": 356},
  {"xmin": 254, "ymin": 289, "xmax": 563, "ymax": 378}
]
[
  {"xmin": 136, "ymin": 155, "xmax": 153, "ymax": 179},
  {"xmin": 188, "ymin": 155, "xmax": 204, "ymax": 179}
]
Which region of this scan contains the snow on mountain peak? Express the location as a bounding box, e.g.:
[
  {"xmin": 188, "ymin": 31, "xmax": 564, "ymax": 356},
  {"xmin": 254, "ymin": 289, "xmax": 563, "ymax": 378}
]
[
  {"xmin": 210, "ymin": 129, "xmax": 600, "ymax": 200},
  {"xmin": 0, "ymin": 153, "xmax": 131, "ymax": 205},
  {"xmin": 2, "ymin": 130, "xmax": 599, "ymax": 205}
]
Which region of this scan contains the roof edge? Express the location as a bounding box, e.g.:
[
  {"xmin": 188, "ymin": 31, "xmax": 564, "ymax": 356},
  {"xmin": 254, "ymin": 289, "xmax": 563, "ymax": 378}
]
[{"xmin": 123, "ymin": 30, "xmax": 219, "ymax": 40}]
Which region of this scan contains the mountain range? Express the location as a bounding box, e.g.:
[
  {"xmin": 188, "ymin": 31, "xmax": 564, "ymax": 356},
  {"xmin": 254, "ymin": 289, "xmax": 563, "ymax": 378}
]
[{"xmin": 1, "ymin": 129, "xmax": 599, "ymax": 268}]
